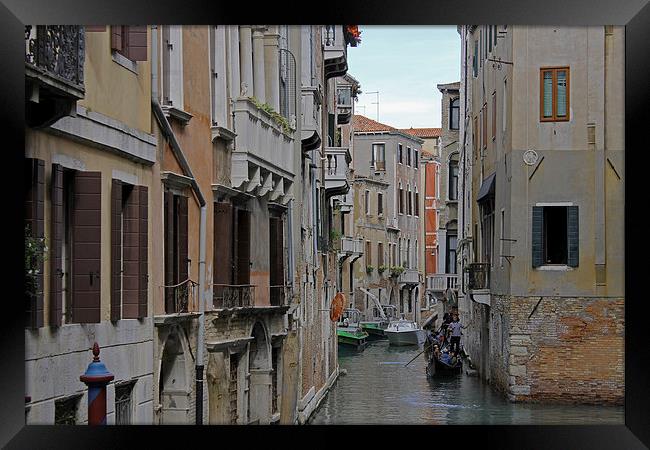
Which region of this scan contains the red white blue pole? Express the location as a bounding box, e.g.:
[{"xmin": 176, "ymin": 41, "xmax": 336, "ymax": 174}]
[{"xmin": 80, "ymin": 342, "xmax": 114, "ymax": 425}]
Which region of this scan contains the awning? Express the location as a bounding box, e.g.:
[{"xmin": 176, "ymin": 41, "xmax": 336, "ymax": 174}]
[{"xmin": 476, "ymin": 172, "xmax": 496, "ymax": 203}]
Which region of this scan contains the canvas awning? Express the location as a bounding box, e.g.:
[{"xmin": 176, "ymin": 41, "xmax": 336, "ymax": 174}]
[{"xmin": 476, "ymin": 172, "xmax": 496, "ymax": 203}]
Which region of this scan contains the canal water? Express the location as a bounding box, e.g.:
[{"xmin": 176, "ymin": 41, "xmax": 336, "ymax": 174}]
[{"xmin": 310, "ymin": 340, "xmax": 624, "ymax": 425}]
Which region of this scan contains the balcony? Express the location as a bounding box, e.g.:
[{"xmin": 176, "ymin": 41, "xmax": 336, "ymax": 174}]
[
  {"xmin": 213, "ymin": 284, "xmax": 256, "ymax": 309},
  {"xmin": 324, "ymin": 146, "xmax": 351, "ymax": 197},
  {"xmin": 336, "ymin": 86, "xmax": 353, "ymax": 124},
  {"xmin": 164, "ymin": 279, "xmax": 199, "ymax": 314},
  {"xmin": 231, "ymin": 98, "xmax": 295, "ymax": 203},
  {"xmin": 301, "ymin": 86, "xmax": 322, "ymax": 151},
  {"xmin": 270, "ymin": 285, "xmax": 289, "ymax": 307},
  {"xmin": 340, "ymin": 236, "xmax": 363, "ymax": 262},
  {"xmin": 322, "ymin": 25, "xmax": 348, "ymax": 79},
  {"xmin": 336, "ymin": 190, "xmax": 354, "ymax": 213},
  {"xmin": 466, "ymin": 262, "xmax": 490, "ymax": 290},
  {"xmin": 398, "ymin": 268, "xmax": 420, "ymax": 285},
  {"xmin": 25, "ymin": 25, "xmax": 85, "ymax": 128},
  {"xmin": 426, "ymin": 274, "xmax": 459, "ymax": 292}
]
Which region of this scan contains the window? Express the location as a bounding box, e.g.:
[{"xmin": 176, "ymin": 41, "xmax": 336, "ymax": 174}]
[
  {"xmin": 492, "ymin": 91, "xmax": 497, "ymax": 140},
  {"xmin": 111, "ymin": 180, "xmax": 149, "ymax": 320},
  {"xmin": 489, "ymin": 25, "xmax": 492, "ymax": 53},
  {"xmin": 480, "ymin": 198, "xmax": 495, "ymax": 265},
  {"xmin": 336, "ymin": 87, "xmax": 352, "ymax": 106},
  {"xmin": 414, "ymin": 189, "xmax": 420, "ymax": 217},
  {"xmin": 271, "ymin": 347, "xmax": 279, "ymax": 414},
  {"xmin": 161, "ymin": 26, "xmax": 184, "ymax": 111},
  {"xmin": 449, "ymin": 161, "xmax": 459, "ymax": 201},
  {"xmin": 372, "ymin": 143, "xmax": 386, "ymax": 170},
  {"xmin": 115, "ymin": 381, "xmax": 135, "ymax": 425},
  {"xmin": 377, "ymin": 192, "xmax": 384, "ymax": 216},
  {"xmin": 415, "ymin": 239, "xmax": 418, "ymax": 268},
  {"xmin": 503, "ymin": 79, "xmax": 507, "ymax": 133},
  {"xmin": 473, "ymin": 40, "xmax": 478, "ymax": 77},
  {"xmin": 406, "ymin": 239, "xmax": 411, "ymax": 269},
  {"xmin": 473, "ymin": 116, "xmax": 478, "ymax": 157},
  {"xmin": 540, "ymin": 67, "xmax": 570, "ymax": 122},
  {"xmin": 450, "ymin": 98, "xmax": 460, "ymax": 130},
  {"xmin": 446, "ymin": 234, "xmax": 457, "ymax": 274},
  {"xmin": 366, "ymin": 241, "xmax": 372, "ymax": 268},
  {"xmin": 398, "ymin": 144, "xmax": 403, "ymax": 164},
  {"xmin": 407, "ymin": 186, "xmax": 412, "ymax": 215},
  {"xmin": 532, "ymin": 205, "xmax": 579, "ymax": 267},
  {"xmin": 378, "ymin": 242, "xmax": 384, "ymax": 267},
  {"xmin": 111, "ymin": 26, "xmax": 148, "ymax": 62},
  {"xmin": 414, "ymin": 149, "xmax": 419, "ymax": 168},
  {"xmin": 164, "ymin": 191, "xmax": 190, "ymax": 313},
  {"xmin": 55, "ymin": 395, "xmax": 80, "ymax": 425},
  {"xmin": 406, "ymin": 147, "xmax": 412, "ymax": 166},
  {"xmin": 365, "ymin": 190, "xmax": 370, "ymax": 215},
  {"xmin": 398, "ymin": 184, "xmax": 404, "ymax": 215},
  {"xmin": 482, "ymin": 104, "xmax": 487, "ymax": 149}
]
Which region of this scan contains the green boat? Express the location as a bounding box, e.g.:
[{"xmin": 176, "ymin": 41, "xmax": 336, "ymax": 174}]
[
  {"xmin": 337, "ymin": 309, "xmax": 369, "ymax": 350},
  {"xmin": 359, "ymin": 320, "xmax": 389, "ymax": 339}
]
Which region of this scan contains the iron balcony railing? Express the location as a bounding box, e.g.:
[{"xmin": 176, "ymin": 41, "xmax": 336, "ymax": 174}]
[
  {"xmin": 163, "ymin": 278, "xmax": 198, "ymax": 314},
  {"xmin": 466, "ymin": 262, "xmax": 490, "ymax": 290},
  {"xmin": 25, "ymin": 25, "xmax": 85, "ymax": 90},
  {"xmin": 270, "ymin": 285, "xmax": 288, "ymax": 307},
  {"xmin": 213, "ymin": 284, "xmax": 256, "ymax": 308}
]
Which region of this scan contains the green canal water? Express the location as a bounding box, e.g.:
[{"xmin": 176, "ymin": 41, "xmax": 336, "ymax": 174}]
[{"xmin": 309, "ymin": 340, "xmax": 624, "ymax": 425}]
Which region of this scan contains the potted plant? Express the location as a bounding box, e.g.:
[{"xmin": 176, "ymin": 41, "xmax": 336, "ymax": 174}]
[
  {"xmin": 366, "ymin": 265, "xmax": 375, "ymax": 275},
  {"xmin": 377, "ymin": 265, "xmax": 388, "ymax": 275},
  {"xmin": 389, "ymin": 265, "xmax": 405, "ymax": 278},
  {"xmin": 25, "ymin": 224, "xmax": 47, "ymax": 301}
]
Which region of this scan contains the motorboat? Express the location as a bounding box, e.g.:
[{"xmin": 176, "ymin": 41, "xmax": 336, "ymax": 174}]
[
  {"xmin": 384, "ymin": 318, "xmax": 426, "ymax": 346},
  {"xmin": 336, "ymin": 308, "xmax": 369, "ymax": 350}
]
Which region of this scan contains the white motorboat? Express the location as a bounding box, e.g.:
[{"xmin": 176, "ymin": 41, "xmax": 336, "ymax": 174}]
[{"xmin": 384, "ymin": 318, "xmax": 426, "ymax": 346}]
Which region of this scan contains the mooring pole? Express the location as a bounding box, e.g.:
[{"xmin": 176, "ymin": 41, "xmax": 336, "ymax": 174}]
[{"xmin": 80, "ymin": 342, "xmax": 114, "ymax": 425}]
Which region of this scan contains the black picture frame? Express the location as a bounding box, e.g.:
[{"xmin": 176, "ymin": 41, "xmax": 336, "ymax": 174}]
[{"xmin": 2, "ymin": 0, "xmax": 648, "ymax": 448}]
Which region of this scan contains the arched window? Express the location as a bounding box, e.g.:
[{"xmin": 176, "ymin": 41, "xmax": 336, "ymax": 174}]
[
  {"xmin": 398, "ymin": 182, "xmax": 404, "ymax": 214},
  {"xmin": 407, "ymin": 184, "xmax": 412, "ymax": 215},
  {"xmin": 449, "ymin": 160, "xmax": 459, "ymax": 201},
  {"xmin": 450, "ymin": 97, "xmax": 460, "ymax": 130}
]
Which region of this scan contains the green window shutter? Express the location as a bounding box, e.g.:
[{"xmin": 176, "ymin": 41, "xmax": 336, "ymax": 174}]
[
  {"xmin": 543, "ymin": 71, "xmax": 553, "ymax": 118},
  {"xmin": 556, "ymin": 70, "xmax": 568, "ymax": 118},
  {"xmin": 567, "ymin": 206, "xmax": 579, "ymax": 267},
  {"xmin": 532, "ymin": 206, "xmax": 544, "ymax": 268}
]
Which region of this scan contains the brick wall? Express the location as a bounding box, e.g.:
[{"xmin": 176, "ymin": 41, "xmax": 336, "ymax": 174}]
[{"xmin": 491, "ymin": 295, "xmax": 624, "ymax": 405}]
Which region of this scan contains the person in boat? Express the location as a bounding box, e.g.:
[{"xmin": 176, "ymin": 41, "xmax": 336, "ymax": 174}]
[
  {"xmin": 449, "ymin": 314, "xmax": 467, "ymax": 355},
  {"xmin": 432, "ymin": 344, "xmax": 441, "ymax": 361},
  {"xmin": 450, "ymin": 351, "xmax": 458, "ymax": 366},
  {"xmin": 439, "ymin": 350, "xmax": 452, "ymax": 365},
  {"xmin": 343, "ymin": 317, "xmax": 350, "ymax": 327}
]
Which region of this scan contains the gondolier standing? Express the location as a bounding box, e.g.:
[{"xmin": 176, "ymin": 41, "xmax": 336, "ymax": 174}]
[{"xmin": 449, "ymin": 314, "xmax": 466, "ymax": 355}]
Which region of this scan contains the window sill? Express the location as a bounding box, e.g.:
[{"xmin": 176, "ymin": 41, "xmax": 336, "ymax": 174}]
[
  {"xmin": 535, "ymin": 265, "xmax": 574, "ymax": 271},
  {"xmin": 111, "ymin": 51, "xmax": 138, "ymax": 75},
  {"xmin": 162, "ymin": 104, "xmax": 193, "ymax": 126}
]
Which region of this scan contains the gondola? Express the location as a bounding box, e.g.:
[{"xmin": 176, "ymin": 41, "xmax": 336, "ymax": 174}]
[{"xmin": 424, "ymin": 331, "xmax": 463, "ymax": 377}]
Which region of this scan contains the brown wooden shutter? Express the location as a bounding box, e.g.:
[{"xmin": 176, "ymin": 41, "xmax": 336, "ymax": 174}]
[
  {"xmin": 164, "ymin": 191, "xmax": 174, "ymax": 313},
  {"xmin": 71, "ymin": 171, "xmax": 102, "ymax": 324},
  {"xmin": 178, "ymin": 195, "xmax": 189, "ymax": 283},
  {"xmin": 214, "ymin": 202, "xmax": 234, "ymax": 303},
  {"xmin": 138, "ymin": 186, "xmax": 148, "ymax": 318},
  {"xmin": 235, "ymin": 209, "xmax": 251, "ymax": 285},
  {"xmin": 269, "ymin": 216, "xmax": 284, "ymax": 304},
  {"xmin": 110, "ymin": 179, "xmax": 122, "ymax": 321},
  {"xmin": 122, "ymin": 185, "xmax": 139, "ymax": 319},
  {"xmin": 111, "ymin": 26, "xmax": 123, "ymax": 52},
  {"xmin": 50, "ymin": 164, "xmax": 64, "ymax": 327},
  {"xmin": 127, "ymin": 26, "xmax": 148, "ymax": 61},
  {"xmin": 25, "ymin": 158, "xmax": 45, "ymax": 328}
]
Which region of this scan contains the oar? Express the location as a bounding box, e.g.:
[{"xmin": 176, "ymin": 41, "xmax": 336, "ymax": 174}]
[{"xmin": 404, "ymin": 341, "xmax": 434, "ymax": 367}]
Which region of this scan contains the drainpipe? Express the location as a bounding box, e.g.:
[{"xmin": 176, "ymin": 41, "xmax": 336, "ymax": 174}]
[{"xmin": 152, "ymin": 98, "xmax": 207, "ymax": 425}]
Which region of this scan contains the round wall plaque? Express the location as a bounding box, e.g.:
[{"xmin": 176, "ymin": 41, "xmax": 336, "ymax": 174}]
[{"xmin": 523, "ymin": 149, "xmax": 538, "ymax": 166}]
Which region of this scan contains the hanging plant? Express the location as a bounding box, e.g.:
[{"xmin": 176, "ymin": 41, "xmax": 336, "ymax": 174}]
[
  {"xmin": 25, "ymin": 224, "xmax": 48, "ymax": 298},
  {"xmin": 248, "ymin": 96, "xmax": 293, "ymax": 134},
  {"xmin": 378, "ymin": 265, "xmax": 388, "ymax": 275},
  {"xmin": 345, "ymin": 25, "xmax": 362, "ymax": 47},
  {"xmin": 366, "ymin": 265, "xmax": 375, "ymax": 275},
  {"xmin": 389, "ymin": 265, "xmax": 405, "ymax": 278}
]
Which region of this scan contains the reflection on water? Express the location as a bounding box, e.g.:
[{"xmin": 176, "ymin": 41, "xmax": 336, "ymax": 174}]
[{"xmin": 310, "ymin": 340, "xmax": 624, "ymax": 425}]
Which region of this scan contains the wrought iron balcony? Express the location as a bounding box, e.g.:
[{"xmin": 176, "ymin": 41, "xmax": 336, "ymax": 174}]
[
  {"xmin": 324, "ymin": 146, "xmax": 351, "ymax": 197},
  {"xmin": 426, "ymin": 274, "xmax": 459, "ymax": 292},
  {"xmin": 164, "ymin": 279, "xmax": 198, "ymax": 314},
  {"xmin": 466, "ymin": 262, "xmax": 490, "ymax": 290},
  {"xmin": 213, "ymin": 284, "xmax": 256, "ymax": 308},
  {"xmin": 322, "ymin": 25, "xmax": 348, "ymax": 79},
  {"xmin": 270, "ymin": 285, "xmax": 288, "ymax": 307},
  {"xmin": 25, "ymin": 25, "xmax": 85, "ymax": 128}
]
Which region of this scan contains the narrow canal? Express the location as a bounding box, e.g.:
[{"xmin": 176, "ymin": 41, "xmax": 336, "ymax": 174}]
[{"xmin": 309, "ymin": 340, "xmax": 624, "ymax": 425}]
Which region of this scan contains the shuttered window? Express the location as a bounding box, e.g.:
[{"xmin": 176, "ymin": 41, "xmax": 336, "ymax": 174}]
[
  {"xmin": 540, "ymin": 67, "xmax": 570, "ymax": 122},
  {"xmin": 71, "ymin": 171, "xmax": 102, "ymax": 323},
  {"xmin": 25, "ymin": 158, "xmax": 45, "ymax": 328},
  {"xmin": 235, "ymin": 209, "xmax": 251, "ymax": 285},
  {"xmin": 532, "ymin": 205, "xmax": 579, "ymax": 268},
  {"xmin": 112, "ymin": 182, "xmax": 148, "ymax": 320},
  {"xmin": 365, "ymin": 241, "xmax": 372, "ymax": 268},
  {"xmin": 269, "ymin": 215, "xmax": 285, "ymax": 306},
  {"xmin": 164, "ymin": 191, "xmax": 189, "ymax": 313},
  {"xmin": 50, "ymin": 164, "xmax": 64, "ymax": 326},
  {"xmin": 111, "ymin": 26, "xmax": 148, "ymax": 62},
  {"xmin": 378, "ymin": 242, "xmax": 384, "ymax": 267},
  {"xmin": 213, "ymin": 202, "xmax": 234, "ymax": 306}
]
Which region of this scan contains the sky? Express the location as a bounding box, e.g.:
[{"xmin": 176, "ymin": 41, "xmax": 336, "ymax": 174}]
[{"xmin": 347, "ymin": 26, "xmax": 461, "ymax": 130}]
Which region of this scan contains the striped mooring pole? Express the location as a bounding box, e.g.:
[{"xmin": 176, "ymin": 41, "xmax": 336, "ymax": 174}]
[{"xmin": 80, "ymin": 342, "xmax": 114, "ymax": 425}]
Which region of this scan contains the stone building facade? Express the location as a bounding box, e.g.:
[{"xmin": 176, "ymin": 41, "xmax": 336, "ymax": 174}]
[
  {"xmin": 457, "ymin": 25, "xmax": 624, "ymax": 404},
  {"xmin": 351, "ymin": 115, "xmax": 424, "ymax": 323}
]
